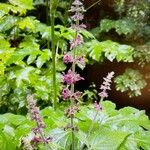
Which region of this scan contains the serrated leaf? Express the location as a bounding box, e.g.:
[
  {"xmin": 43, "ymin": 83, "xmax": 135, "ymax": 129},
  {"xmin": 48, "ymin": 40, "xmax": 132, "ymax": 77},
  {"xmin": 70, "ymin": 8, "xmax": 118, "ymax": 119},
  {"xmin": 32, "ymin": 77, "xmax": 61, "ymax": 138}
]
[
  {"xmin": 87, "ymin": 128, "xmax": 130, "ymax": 150},
  {"xmin": 9, "ymin": 0, "xmax": 33, "ymax": 10},
  {"xmin": 36, "ymin": 49, "xmax": 51, "ymax": 68}
]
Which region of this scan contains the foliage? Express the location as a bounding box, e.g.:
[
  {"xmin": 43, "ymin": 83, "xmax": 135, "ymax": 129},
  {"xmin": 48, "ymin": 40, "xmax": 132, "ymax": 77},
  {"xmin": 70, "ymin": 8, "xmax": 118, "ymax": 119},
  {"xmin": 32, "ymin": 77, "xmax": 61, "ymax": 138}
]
[
  {"xmin": 0, "ymin": 0, "xmax": 95, "ymax": 113},
  {"xmin": 134, "ymin": 43, "xmax": 150, "ymax": 67},
  {"xmin": 114, "ymin": 68, "xmax": 147, "ymax": 97},
  {"xmin": 0, "ymin": 100, "xmax": 150, "ymax": 150},
  {"xmin": 85, "ymin": 40, "xmax": 134, "ymax": 62},
  {"xmin": 100, "ymin": 19, "xmax": 136, "ymax": 35}
]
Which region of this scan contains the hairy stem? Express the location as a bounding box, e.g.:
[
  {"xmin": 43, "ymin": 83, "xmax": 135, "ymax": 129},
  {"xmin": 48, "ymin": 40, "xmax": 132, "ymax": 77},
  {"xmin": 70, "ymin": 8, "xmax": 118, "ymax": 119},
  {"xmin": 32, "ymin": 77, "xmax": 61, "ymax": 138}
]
[
  {"xmin": 51, "ymin": 7, "xmax": 57, "ymax": 110},
  {"xmin": 70, "ymin": 46, "xmax": 76, "ymax": 150}
]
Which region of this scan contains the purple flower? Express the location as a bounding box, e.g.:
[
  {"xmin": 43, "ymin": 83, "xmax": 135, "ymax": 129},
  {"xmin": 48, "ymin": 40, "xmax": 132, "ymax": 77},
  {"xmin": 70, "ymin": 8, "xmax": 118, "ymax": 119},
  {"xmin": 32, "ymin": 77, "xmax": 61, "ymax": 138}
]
[
  {"xmin": 98, "ymin": 72, "xmax": 115, "ymax": 98},
  {"xmin": 72, "ymin": 0, "xmax": 83, "ymax": 6},
  {"xmin": 62, "ymin": 87, "xmax": 71, "ymax": 100},
  {"xmin": 70, "ymin": 33, "xmax": 83, "ymax": 50},
  {"xmin": 76, "ymin": 55, "xmax": 85, "ymax": 69},
  {"xmin": 27, "ymin": 95, "xmax": 45, "ymax": 130},
  {"xmin": 63, "ymin": 53, "xmax": 73, "ymax": 64},
  {"xmin": 94, "ymin": 101, "xmax": 102, "ymax": 111},
  {"xmin": 72, "ymin": 91, "xmax": 82, "ymax": 100},
  {"xmin": 71, "ymin": 23, "xmax": 86, "ymax": 30},
  {"xmin": 71, "ymin": 12, "xmax": 84, "ymax": 21},
  {"xmin": 69, "ymin": 0, "xmax": 86, "ymax": 31},
  {"xmin": 63, "ymin": 69, "xmax": 84, "ymax": 85}
]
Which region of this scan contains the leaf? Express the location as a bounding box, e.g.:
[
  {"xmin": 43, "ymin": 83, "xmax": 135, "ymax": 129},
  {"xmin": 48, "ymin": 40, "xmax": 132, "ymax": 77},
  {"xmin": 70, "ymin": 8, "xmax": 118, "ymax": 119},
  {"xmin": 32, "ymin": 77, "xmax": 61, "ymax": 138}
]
[
  {"xmin": 0, "ymin": 16, "xmax": 18, "ymax": 32},
  {"xmin": 9, "ymin": 0, "xmax": 33, "ymax": 10},
  {"xmin": 18, "ymin": 17, "xmax": 37, "ymax": 32},
  {"xmin": 3, "ymin": 125, "xmax": 15, "ymax": 137},
  {"xmin": 86, "ymin": 40, "xmax": 134, "ymax": 62},
  {"xmin": 114, "ymin": 68, "xmax": 147, "ymax": 97},
  {"xmin": 49, "ymin": 128, "xmax": 72, "ymax": 150},
  {"xmin": 7, "ymin": 36, "xmax": 41, "ymax": 65},
  {"xmin": 87, "ymin": 128, "xmax": 130, "ymax": 150},
  {"xmin": 0, "ymin": 3, "xmax": 26, "ymax": 18},
  {"xmin": 100, "ymin": 19, "xmax": 136, "ymax": 35},
  {"xmin": 36, "ymin": 49, "xmax": 51, "ymax": 68},
  {"xmin": 15, "ymin": 66, "xmax": 36, "ymax": 87}
]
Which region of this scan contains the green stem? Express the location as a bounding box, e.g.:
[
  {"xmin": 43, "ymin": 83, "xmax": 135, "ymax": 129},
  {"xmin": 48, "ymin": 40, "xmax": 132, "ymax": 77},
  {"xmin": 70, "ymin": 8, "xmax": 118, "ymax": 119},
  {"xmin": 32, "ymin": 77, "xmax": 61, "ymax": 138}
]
[
  {"xmin": 51, "ymin": 9, "xmax": 57, "ymax": 110},
  {"xmin": 80, "ymin": 98, "xmax": 103, "ymax": 150},
  {"xmin": 70, "ymin": 48, "xmax": 76, "ymax": 150},
  {"xmin": 86, "ymin": 0, "xmax": 102, "ymax": 11}
]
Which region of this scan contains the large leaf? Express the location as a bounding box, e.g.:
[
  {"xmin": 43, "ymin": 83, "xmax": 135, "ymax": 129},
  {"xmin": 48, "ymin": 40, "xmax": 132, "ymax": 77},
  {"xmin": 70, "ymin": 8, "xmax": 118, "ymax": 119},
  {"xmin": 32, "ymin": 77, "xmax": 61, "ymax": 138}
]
[
  {"xmin": 9, "ymin": 0, "xmax": 33, "ymax": 10},
  {"xmin": 100, "ymin": 19, "xmax": 136, "ymax": 35},
  {"xmin": 115, "ymin": 68, "xmax": 147, "ymax": 97},
  {"xmin": 86, "ymin": 40, "xmax": 134, "ymax": 62},
  {"xmin": 7, "ymin": 36, "xmax": 41, "ymax": 65},
  {"xmin": 87, "ymin": 128, "xmax": 130, "ymax": 150},
  {"xmin": 0, "ymin": 38, "xmax": 15, "ymax": 74}
]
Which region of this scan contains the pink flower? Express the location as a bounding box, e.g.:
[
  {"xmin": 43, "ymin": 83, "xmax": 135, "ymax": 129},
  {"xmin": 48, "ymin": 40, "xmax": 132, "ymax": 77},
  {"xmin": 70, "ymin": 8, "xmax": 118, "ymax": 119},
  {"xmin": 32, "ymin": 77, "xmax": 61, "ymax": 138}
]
[
  {"xmin": 63, "ymin": 69, "xmax": 84, "ymax": 85},
  {"xmin": 62, "ymin": 87, "xmax": 71, "ymax": 100},
  {"xmin": 72, "ymin": 91, "xmax": 82, "ymax": 100},
  {"xmin": 71, "ymin": 12, "xmax": 84, "ymax": 21},
  {"xmin": 94, "ymin": 101, "xmax": 102, "ymax": 111},
  {"xmin": 27, "ymin": 95, "xmax": 45, "ymax": 130},
  {"xmin": 63, "ymin": 53, "xmax": 73, "ymax": 64},
  {"xmin": 72, "ymin": 0, "xmax": 83, "ymax": 6},
  {"xmin": 76, "ymin": 55, "xmax": 85, "ymax": 69},
  {"xmin": 70, "ymin": 0, "xmax": 86, "ymax": 31},
  {"xmin": 70, "ymin": 33, "xmax": 83, "ymax": 50},
  {"xmin": 98, "ymin": 72, "xmax": 115, "ymax": 98}
]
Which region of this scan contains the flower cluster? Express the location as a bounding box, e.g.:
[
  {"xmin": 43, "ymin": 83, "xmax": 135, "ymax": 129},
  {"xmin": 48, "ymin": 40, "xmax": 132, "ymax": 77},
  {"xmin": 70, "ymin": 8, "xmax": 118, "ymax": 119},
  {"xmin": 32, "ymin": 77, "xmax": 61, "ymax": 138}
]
[
  {"xmin": 64, "ymin": 104, "xmax": 80, "ymax": 118},
  {"xmin": 63, "ymin": 53, "xmax": 85, "ymax": 69},
  {"xmin": 63, "ymin": 69, "xmax": 84, "ymax": 85},
  {"xmin": 27, "ymin": 95, "xmax": 52, "ymax": 145},
  {"xmin": 94, "ymin": 101, "xmax": 102, "ymax": 111},
  {"xmin": 98, "ymin": 72, "xmax": 115, "ymax": 98},
  {"xmin": 27, "ymin": 95, "xmax": 45, "ymax": 130},
  {"xmin": 62, "ymin": 0, "xmax": 86, "ymax": 122},
  {"xmin": 62, "ymin": 87, "xmax": 82, "ymax": 100},
  {"xmin": 69, "ymin": 0, "xmax": 86, "ymax": 31}
]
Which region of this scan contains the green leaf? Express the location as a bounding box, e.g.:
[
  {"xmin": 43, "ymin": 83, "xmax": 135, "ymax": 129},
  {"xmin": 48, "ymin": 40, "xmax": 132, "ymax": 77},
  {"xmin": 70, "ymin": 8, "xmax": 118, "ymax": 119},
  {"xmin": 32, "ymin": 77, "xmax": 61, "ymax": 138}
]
[
  {"xmin": 86, "ymin": 40, "xmax": 134, "ymax": 62},
  {"xmin": 9, "ymin": 0, "xmax": 33, "ymax": 10},
  {"xmin": 87, "ymin": 128, "xmax": 130, "ymax": 150},
  {"xmin": 0, "ymin": 16, "xmax": 18, "ymax": 32},
  {"xmin": 100, "ymin": 19, "xmax": 136, "ymax": 35},
  {"xmin": 49, "ymin": 128, "xmax": 72, "ymax": 150},
  {"xmin": 36, "ymin": 49, "xmax": 51, "ymax": 68},
  {"xmin": 18, "ymin": 17, "xmax": 37, "ymax": 32},
  {"xmin": 3, "ymin": 125, "xmax": 15, "ymax": 137},
  {"xmin": 7, "ymin": 36, "xmax": 41, "ymax": 65},
  {"xmin": 115, "ymin": 68, "xmax": 147, "ymax": 97}
]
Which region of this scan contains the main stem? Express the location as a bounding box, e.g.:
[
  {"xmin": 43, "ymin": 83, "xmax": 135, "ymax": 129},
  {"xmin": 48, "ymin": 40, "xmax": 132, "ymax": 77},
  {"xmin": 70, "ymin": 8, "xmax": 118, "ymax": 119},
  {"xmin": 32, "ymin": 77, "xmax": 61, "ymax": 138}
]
[
  {"xmin": 51, "ymin": 10, "xmax": 57, "ymax": 110},
  {"xmin": 70, "ymin": 50, "xmax": 76, "ymax": 150}
]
